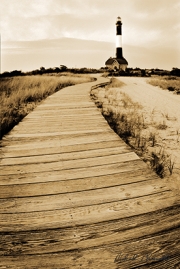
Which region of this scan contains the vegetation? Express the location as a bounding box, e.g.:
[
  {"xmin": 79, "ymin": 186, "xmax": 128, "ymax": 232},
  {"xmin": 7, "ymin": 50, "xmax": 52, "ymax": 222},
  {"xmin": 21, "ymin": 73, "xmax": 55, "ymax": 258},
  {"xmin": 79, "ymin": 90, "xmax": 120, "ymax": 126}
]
[
  {"xmin": 91, "ymin": 78, "xmax": 175, "ymax": 178},
  {"xmin": 0, "ymin": 66, "xmax": 103, "ymax": 78},
  {"xmin": 1, "ymin": 66, "xmax": 180, "ymax": 79},
  {"xmin": 148, "ymin": 76, "xmax": 180, "ymax": 94},
  {"xmin": 0, "ymin": 73, "xmax": 94, "ymax": 139},
  {"xmin": 104, "ymin": 67, "xmax": 180, "ymax": 78}
]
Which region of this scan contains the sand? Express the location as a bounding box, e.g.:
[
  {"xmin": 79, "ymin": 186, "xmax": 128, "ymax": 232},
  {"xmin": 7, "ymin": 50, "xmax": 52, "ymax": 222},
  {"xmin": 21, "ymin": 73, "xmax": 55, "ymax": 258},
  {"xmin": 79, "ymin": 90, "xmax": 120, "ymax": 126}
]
[{"xmin": 116, "ymin": 76, "xmax": 180, "ymax": 191}]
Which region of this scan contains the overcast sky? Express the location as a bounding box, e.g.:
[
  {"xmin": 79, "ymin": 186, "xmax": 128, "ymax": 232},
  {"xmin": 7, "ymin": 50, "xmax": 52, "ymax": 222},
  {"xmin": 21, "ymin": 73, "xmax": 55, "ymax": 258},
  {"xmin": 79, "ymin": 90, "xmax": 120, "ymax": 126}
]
[{"xmin": 0, "ymin": 0, "xmax": 180, "ymax": 72}]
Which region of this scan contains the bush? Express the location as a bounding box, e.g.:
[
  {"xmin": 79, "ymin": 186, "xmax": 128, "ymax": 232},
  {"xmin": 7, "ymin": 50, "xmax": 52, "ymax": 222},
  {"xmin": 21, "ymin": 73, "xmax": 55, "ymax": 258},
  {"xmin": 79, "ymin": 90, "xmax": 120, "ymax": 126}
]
[{"xmin": 168, "ymin": 86, "xmax": 175, "ymax": 91}]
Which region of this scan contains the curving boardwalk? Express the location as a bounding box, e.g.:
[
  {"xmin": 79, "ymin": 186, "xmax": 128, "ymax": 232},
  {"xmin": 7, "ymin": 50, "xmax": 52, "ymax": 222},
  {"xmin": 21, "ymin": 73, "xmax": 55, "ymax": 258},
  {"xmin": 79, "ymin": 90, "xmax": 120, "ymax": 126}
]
[{"xmin": 0, "ymin": 76, "xmax": 179, "ymax": 268}]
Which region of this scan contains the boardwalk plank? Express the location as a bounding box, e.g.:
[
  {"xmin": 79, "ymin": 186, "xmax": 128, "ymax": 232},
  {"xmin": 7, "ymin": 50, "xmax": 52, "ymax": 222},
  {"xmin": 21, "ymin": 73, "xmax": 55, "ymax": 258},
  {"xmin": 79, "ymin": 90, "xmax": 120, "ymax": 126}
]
[
  {"xmin": 0, "ymin": 152, "xmax": 139, "ymax": 175},
  {"xmin": 0, "ymin": 191, "xmax": 177, "ymax": 232},
  {"xmin": 0, "ymin": 206, "xmax": 179, "ymax": 255},
  {"xmin": 1, "ymin": 131, "xmax": 119, "ymax": 147},
  {"xmin": 0, "ymin": 146, "xmax": 130, "ymax": 166},
  {"xmin": 0, "ymin": 170, "xmax": 158, "ymax": 198},
  {"xmin": 0, "ymin": 179, "xmax": 170, "ymax": 213},
  {"xmin": 0, "ymin": 159, "xmax": 150, "ymax": 186},
  {"xmin": 0, "ymin": 140, "xmax": 127, "ymax": 158}
]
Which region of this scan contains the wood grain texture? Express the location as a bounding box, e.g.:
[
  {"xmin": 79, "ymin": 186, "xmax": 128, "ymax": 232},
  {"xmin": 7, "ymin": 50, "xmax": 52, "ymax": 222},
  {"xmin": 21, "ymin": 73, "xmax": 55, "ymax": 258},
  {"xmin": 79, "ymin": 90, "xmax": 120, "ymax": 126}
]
[{"xmin": 0, "ymin": 76, "xmax": 179, "ymax": 268}]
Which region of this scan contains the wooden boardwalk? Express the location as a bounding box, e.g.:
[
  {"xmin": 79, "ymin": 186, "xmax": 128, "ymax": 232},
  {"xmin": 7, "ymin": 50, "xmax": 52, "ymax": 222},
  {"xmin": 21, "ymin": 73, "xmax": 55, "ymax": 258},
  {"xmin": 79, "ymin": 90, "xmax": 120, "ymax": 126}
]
[{"xmin": 0, "ymin": 76, "xmax": 179, "ymax": 268}]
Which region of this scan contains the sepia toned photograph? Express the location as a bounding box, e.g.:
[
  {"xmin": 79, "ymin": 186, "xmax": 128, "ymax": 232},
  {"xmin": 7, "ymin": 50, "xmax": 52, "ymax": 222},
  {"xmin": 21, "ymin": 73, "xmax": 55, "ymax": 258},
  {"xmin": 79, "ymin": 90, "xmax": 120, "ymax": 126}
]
[{"xmin": 0, "ymin": 0, "xmax": 180, "ymax": 268}]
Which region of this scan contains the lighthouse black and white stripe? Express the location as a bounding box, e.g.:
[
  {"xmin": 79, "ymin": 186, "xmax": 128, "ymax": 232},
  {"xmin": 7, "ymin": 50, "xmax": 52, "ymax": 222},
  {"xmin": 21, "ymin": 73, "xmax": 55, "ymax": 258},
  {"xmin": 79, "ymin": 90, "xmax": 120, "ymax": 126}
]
[{"xmin": 116, "ymin": 16, "xmax": 123, "ymax": 59}]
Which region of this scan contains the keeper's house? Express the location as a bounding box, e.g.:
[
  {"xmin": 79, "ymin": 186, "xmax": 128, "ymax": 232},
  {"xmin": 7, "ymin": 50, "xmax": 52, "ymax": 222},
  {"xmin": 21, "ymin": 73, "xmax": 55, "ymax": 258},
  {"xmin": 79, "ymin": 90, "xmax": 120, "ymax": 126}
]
[{"xmin": 105, "ymin": 57, "xmax": 128, "ymax": 71}]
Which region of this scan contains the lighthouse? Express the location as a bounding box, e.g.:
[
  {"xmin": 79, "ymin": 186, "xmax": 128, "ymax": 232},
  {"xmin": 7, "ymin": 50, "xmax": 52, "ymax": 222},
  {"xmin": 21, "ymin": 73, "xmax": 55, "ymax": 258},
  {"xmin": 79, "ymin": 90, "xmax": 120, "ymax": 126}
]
[
  {"xmin": 105, "ymin": 16, "xmax": 128, "ymax": 71},
  {"xmin": 116, "ymin": 16, "xmax": 123, "ymax": 59}
]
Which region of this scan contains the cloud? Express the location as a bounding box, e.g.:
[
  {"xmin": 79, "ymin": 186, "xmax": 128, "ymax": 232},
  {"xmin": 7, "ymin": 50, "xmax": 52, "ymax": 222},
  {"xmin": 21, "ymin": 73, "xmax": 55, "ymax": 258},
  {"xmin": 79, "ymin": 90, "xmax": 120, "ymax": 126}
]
[
  {"xmin": 0, "ymin": 0, "xmax": 53, "ymax": 18},
  {"xmin": 1, "ymin": 0, "xmax": 179, "ymax": 71},
  {"xmin": 1, "ymin": 0, "xmax": 179, "ymax": 46},
  {"xmin": 1, "ymin": 38, "xmax": 114, "ymax": 72},
  {"xmin": 2, "ymin": 38, "xmax": 114, "ymax": 52},
  {"xmin": 2, "ymin": 38, "xmax": 179, "ymax": 72},
  {"xmin": 130, "ymin": 0, "xmax": 178, "ymax": 13}
]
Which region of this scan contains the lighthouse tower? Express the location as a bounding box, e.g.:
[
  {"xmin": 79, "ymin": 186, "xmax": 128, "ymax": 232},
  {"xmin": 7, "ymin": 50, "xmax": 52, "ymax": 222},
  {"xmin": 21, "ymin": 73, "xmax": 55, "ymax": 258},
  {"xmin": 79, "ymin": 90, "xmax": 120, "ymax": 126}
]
[
  {"xmin": 116, "ymin": 16, "xmax": 123, "ymax": 59},
  {"xmin": 105, "ymin": 16, "xmax": 128, "ymax": 71}
]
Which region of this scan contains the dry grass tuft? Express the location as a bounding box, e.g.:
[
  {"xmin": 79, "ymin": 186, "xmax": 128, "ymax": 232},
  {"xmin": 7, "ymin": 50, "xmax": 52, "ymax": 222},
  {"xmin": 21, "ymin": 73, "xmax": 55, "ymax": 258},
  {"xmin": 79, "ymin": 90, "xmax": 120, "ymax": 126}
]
[
  {"xmin": 91, "ymin": 78, "xmax": 175, "ymax": 178},
  {"xmin": 148, "ymin": 76, "xmax": 180, "ymax": 94}
]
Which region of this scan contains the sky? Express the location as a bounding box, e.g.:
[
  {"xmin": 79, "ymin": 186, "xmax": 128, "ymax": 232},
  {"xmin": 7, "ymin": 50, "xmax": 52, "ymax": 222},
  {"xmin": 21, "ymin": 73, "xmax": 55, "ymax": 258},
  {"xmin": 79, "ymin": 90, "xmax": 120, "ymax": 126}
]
[{"xmin": 0, "ymin": 0, "xmax": 180, "ymax": 72}]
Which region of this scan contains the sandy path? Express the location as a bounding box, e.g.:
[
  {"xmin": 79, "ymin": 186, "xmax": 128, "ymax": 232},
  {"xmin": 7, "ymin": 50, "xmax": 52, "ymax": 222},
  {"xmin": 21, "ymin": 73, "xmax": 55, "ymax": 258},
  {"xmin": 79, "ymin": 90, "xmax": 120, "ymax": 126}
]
[
  {"xmin": 116, "ymin": 76, "xmax": 180, "ymax": 187},
  {"xmin": 117, "ymin": 77, "xmax": 180, "ymax": 119}
]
